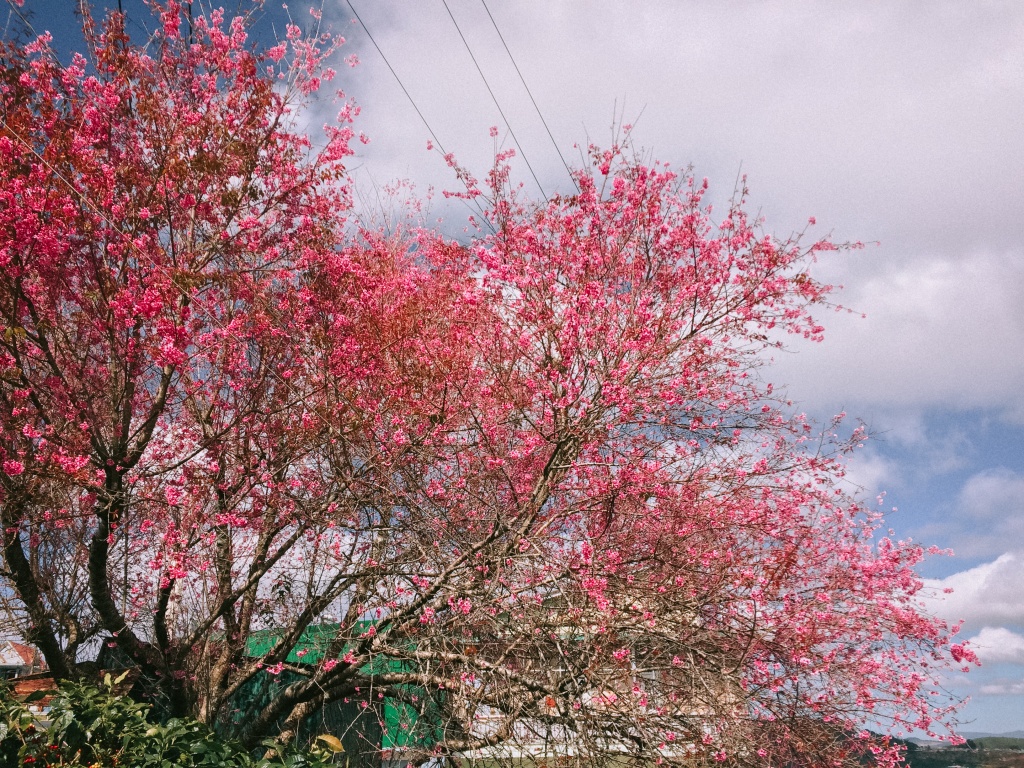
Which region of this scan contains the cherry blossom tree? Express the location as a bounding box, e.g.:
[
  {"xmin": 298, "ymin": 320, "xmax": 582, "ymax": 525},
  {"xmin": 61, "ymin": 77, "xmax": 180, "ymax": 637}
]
[{"xmin": 0, "ymin": 3, "xmax": 973, "ymax": 765}]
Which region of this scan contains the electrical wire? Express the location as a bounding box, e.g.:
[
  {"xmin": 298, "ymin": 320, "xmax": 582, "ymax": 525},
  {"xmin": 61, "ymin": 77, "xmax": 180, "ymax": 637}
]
[
  {"xmin": 479, "ymin": 0, "xmax": 577, "ymax": 192},
  {"xmin": 344, "ymin": 0, "xmax": 449, "ymax": 158},
  {"xmin": 439, "ymin": 0, "xmax": 546, "ymax": 199}
]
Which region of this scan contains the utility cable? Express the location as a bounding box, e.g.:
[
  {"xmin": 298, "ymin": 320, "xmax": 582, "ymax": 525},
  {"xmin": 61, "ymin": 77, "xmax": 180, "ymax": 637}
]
[
  {"xmin": 439, "ymin": 0, "xmax": 546, "ymax": 199},
  {"xmin": 479, "ymin": 0, "xmax": 577, "ymax": 193},
  {"xmin": 344, "ymin": 0, "xmax": 449, "ymax": 158}
]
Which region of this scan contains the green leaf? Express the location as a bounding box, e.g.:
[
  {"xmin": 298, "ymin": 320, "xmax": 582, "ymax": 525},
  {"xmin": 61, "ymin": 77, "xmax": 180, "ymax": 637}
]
[
  {"xmin": 22, "ymin": 689, "xmax": 50, "ymax": 703},
  {"xmin": 316, "ymin": 734, "xmax": 344, "ymax": 753}
]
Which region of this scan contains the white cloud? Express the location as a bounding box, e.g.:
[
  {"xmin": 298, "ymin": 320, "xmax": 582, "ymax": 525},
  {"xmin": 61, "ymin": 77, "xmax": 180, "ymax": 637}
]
[
  {"xmin": 959, "ymin": 469, "xmax": 1024, "ymax": 524},
  {"xmin": 307, "ymin": 1, "xmax": 1024, "ymax": 422},
  {"xmin": 912, "ymin": 469, "xmax": 1024, "ymax": 560},
  {"xmin": 979, "ymin": 680, "xmax": 1024, "ymax": 696},
  {"xmin": 771, "ymin": 253, "xmax": 1024, "ymax": 416},
  {"xmin": 325, "ymin": 1, "xmax": 1024, "ymax": 244},
  {"xmin": 948, "ymin": 469, "xmax": 1024, "ymax": 558},
  {"xmin": 839, "ymin": 448, "xmax": 899, "ymax": 498},
  {"xmin": 923, "ymin": 553, "xmax": 1024, "ymax": 627},
  {"xmin": 966, "ymin": 627, "xmax": 1024, "ymax": 665}
]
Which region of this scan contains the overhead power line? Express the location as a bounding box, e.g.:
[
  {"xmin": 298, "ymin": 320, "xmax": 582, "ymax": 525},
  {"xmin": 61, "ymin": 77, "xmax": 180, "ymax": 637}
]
[
  {"xmin": 344, "ymin": 0, "xmax": 449, "ymax": 157},
  {"xmin": 439, "ymin": 0, "xmax": 546, "ymax": 200},
  {"xmin": 479, "ymin": 0, "xmax": 577, "ymax": 193}
]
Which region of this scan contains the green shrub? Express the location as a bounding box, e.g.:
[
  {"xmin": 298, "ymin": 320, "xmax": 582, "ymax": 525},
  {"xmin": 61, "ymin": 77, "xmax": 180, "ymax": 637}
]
[{"xmin": 0, "ymin": 675, "xmax": 342, "ymax": 767}]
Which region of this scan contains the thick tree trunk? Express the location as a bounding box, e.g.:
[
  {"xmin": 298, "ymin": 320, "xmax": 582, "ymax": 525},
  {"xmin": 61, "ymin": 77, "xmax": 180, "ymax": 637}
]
[{"xmin": 1, "ymin": 496, "xmax": 75, "ymax": 681}]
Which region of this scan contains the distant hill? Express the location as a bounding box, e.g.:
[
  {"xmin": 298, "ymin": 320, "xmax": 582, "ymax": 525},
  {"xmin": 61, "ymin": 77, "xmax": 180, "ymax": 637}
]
[
  {"xmin": 961, "ymin": 731, "xmax": 1024, "ymax": 740},
  {"xmin": 974, "ymin": 737, "xmax": 1024, "ymax": 750}
]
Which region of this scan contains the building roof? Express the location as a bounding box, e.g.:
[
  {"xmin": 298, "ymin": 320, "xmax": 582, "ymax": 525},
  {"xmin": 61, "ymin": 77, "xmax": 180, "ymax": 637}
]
[{"xmin": 0, "ymin": 640, "xmax": 38, "ymax": 668}]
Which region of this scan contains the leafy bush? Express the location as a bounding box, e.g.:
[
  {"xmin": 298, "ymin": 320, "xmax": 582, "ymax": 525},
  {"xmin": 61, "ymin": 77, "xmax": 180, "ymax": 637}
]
[{"xmin": 0, "ymin": 676, "xmax": 342, "ymax": 767}]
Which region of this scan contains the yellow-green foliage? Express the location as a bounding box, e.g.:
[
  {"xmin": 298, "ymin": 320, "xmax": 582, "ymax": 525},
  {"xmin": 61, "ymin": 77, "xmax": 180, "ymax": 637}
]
[{"xmin": 0, "ymin": 676, "xmax": 342, "ymax": 767}]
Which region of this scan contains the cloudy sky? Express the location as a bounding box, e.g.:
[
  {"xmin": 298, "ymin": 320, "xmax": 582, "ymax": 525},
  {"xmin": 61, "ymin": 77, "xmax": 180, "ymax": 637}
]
[{"xmin": 10, "ymin": 0, "xmax": 1024, "ymax": 736}]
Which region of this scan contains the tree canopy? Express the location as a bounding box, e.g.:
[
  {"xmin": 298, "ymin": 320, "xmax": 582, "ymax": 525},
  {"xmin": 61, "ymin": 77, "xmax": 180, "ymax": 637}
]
[{"xmin": 0, "ymin": 3, "xmax": 973, "ymax": 766}]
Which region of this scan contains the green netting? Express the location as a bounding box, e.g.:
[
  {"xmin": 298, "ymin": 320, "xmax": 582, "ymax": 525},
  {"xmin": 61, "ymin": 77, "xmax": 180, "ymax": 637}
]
[
  {"xmin": 244, "ymin": 621, "xmax": 370, "ymax": 664},
  {"xmin": 238, "ymin": 622, "xmax": 445, "ymax": 757},
  {"xmin": 225, "ymin": 667, "xmax": 383, "ymax": 765}
]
